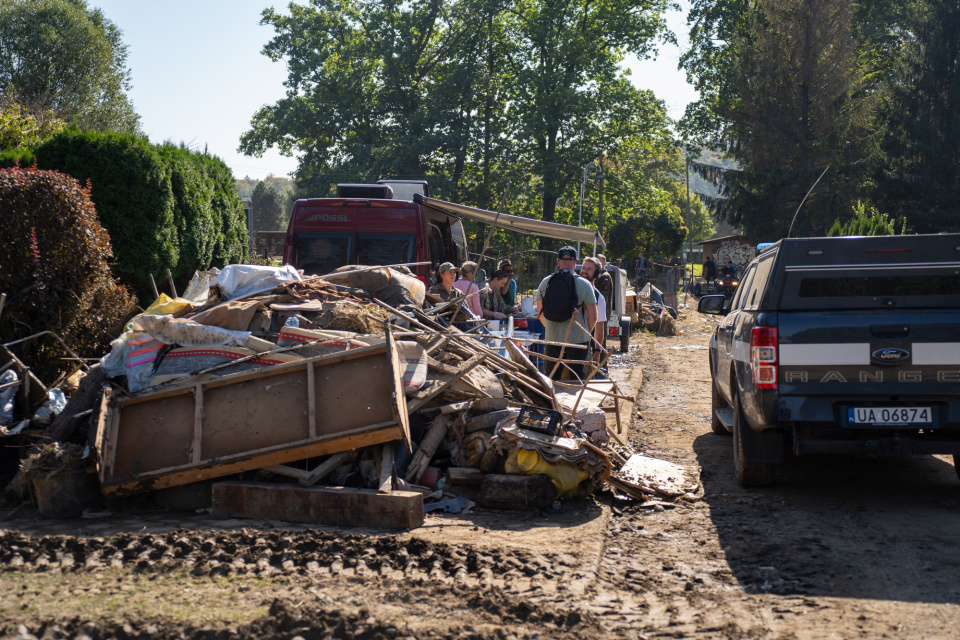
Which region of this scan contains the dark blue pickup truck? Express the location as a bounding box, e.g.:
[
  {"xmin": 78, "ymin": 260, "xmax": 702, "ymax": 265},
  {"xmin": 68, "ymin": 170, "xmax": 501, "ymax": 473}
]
[{"xmin": 698, "ymin": 234, "xmax": 960, "ymax": 486}]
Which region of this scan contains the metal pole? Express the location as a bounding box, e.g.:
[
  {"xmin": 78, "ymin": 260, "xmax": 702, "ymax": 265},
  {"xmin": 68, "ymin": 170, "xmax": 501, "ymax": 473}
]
[
  {"xmin": 578, "ymin": 161, "xmax": 599, "ymax": 257},
  {"xmin": 685, "ymin": 156, "xmax": 692, "ymax": 288},
  {"xmin": 596, "ymin": 152, "xmax": 604, "ymax": 255},
  {"xmin": 577, "ymin": 181, "xmax": 584, "ymax": 258}
]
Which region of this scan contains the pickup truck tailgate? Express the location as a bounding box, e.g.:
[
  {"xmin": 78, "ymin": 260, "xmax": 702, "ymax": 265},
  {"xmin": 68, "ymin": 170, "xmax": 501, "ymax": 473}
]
[{"xmin": 777, "ymin": 310, "xmax": 960, "ymax": 426}]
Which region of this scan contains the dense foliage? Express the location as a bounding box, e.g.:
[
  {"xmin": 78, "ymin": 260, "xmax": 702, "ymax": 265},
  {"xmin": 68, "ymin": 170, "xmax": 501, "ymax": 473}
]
[
  {"xmin": 239, "ymin": 0, "xmax": 699, "ymax": 259},
  {"xmin": 0, "ymin": 0, "xmax": 140, "ymax": 133},
  {"xmin": 0, "ymin": 164, "xmax": 137, "ymax": 380},
  {"xmin": 681, "ymin": 0, "xmax": 960, "ymax": 240},
  {"xmin": 0, "ymin": 99, "xmax": 64, "ymax": 151},
  {"xmin": 827, "ymin": 201, "xmax": 908, "ymax": 236},
  {"xmin": 251, "ymin": 180, "xmax": 287, "ymax": 231},
  {"xmin": 2, "ymin": 130, "xmax": 249, "ymax": 301}
]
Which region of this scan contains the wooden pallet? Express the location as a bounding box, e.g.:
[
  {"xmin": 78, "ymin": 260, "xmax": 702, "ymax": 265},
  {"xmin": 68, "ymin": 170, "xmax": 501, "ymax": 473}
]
[{"xmin": 95, "ymin": 337, "xmax": 411, "ymax": 497}]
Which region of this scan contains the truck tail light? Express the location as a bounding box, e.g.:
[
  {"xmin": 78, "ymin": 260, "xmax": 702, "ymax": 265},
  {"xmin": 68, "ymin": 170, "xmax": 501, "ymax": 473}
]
[{"xmin": 751, "ymin": 327, "xmax": 778, "ymax": 390}]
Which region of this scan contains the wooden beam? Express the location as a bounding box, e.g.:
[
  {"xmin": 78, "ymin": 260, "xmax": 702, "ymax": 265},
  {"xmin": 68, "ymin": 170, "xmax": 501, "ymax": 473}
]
[
  {"xmin": 212, "ymin": 481, "xmax": 424, "ymax": 529},
  {"xmin": 300, "ymin": 450, "xmax": 352, "ymax": 487},
  {"xmin": 306, "ymin": 361, "xmax": 316, "ymax": 438},
  {"xmin": 191, "ymin": 384, "xmax": 203, "ymax": 463}
]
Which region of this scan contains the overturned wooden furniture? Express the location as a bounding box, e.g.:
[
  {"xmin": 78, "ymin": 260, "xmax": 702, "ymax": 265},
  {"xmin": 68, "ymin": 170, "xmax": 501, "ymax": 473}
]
[{"xmin": 95, "ymin": 341, "xmax": 411, "ymax": 497}]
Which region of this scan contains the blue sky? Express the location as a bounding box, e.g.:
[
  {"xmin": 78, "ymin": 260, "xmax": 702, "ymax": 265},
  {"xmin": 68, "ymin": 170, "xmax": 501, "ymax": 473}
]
[{"xmin": 92, "ymin": 0, "xmax": 698, "ymax": 182}]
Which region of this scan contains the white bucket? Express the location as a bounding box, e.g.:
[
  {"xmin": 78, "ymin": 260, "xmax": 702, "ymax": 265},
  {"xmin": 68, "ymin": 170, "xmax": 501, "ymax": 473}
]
[{"xmin": 520, "ymin": 297, "xmax": 535, "ymax": 315}]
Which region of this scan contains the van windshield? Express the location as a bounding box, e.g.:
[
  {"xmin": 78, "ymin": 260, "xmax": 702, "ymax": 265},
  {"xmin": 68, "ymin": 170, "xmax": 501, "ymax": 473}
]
[
  {"xmin": 357, "ymin": 233, "xmax": 416, "ymax": 266},
  {"xmin": 294, "ymin": 233, "xmax": 352, "ymax": 275}
]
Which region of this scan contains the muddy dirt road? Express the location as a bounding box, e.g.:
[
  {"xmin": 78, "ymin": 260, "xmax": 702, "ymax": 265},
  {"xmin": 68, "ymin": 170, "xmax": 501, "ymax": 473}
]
[{"xmin": 4, "ymin": 316, "xmax": 960, "ymax": 639}]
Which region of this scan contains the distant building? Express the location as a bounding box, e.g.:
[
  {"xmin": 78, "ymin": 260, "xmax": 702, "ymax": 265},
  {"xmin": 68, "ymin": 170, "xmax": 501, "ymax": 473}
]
[{"xmin": 698, "ymin": 234, "xmax": 755, "ymax": 268}]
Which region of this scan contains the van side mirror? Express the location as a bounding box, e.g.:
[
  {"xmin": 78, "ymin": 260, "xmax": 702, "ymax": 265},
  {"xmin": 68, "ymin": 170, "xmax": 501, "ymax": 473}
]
[{"xmin": 698, "ymin": 294, "xmax": 728, "ymax": 316}]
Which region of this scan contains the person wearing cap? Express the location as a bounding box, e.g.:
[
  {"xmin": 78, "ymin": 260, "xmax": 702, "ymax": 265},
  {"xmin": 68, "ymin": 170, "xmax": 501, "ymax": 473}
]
[
  {"xmin": 479, "ymin": 269, "xmax": 517, "ymax": 320},
  {"xmin": 428, "ymin": 262, "xmax": 459, "ymax": 302},
  {"xmin": 453, "ymin": 261, "xmax": 482, "ymax": 317},
  {"xmin": 534, "ymin": 246, "xmax": 597, "ymax": 381},
  {"xmin": 594, "ymin": 253, "xmax": 614, "ymax": 345},
  {"xmin": 497, "ymin": 258, "xmax": 518, "ymax": 307}
]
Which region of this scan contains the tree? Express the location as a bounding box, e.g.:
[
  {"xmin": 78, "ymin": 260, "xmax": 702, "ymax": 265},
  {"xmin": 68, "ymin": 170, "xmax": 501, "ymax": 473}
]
[
  {"xmin": 0, "ymin": 98, "xmax": 64, "ymax": 151},
  {"xmin": 251, "ymin": 180, "xmax": 287, "ymax": 231},
  {"xmin": 877, "ymin": 0, "xmax": 960, "ymax": 233},
  {"xmin": 240, "ymin": 0, "xmax": 673, "ymax": 229},
  {"xmin": 681, "ymin": 0, "xmax": 877, "ymax": 241},
  {"xmin": 827, "ymin": 201, "xmax": 908, "ymax": 236},
  {"xmin": 0, "ymin": 0, "xmax": 140, "ymax": 133}
]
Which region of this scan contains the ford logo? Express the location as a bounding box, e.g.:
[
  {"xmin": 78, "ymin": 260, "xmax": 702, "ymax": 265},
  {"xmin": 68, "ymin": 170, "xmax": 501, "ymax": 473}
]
[{"xmin": 871, "ymin": 347, "xmax": 911, "ymax": 365}]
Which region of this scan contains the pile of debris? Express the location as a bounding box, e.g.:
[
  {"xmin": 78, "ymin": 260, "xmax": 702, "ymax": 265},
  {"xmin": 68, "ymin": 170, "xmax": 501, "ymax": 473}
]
[
  {"xmin": 636, "ymin": 283, "xmax": 679, "ymax": 336},
  {"xmin": 2, "ymin": 264, "xmax": 700, "ymax": 528}
]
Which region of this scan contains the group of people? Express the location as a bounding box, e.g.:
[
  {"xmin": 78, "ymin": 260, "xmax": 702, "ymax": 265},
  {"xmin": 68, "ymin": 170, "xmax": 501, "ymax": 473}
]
[
  {"xmin": 428, "ymin": 247, "xmax": 613, "ymax": 383},
  {"xmin": 427, "ymin": 258, "xmax": 519, "ymax": 322}
]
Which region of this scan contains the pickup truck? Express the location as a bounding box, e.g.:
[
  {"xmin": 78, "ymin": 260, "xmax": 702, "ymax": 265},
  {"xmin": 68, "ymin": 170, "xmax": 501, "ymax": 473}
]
[{"xmin": 698, "ymin": 234, "xmax": 960, "ymax": 486}]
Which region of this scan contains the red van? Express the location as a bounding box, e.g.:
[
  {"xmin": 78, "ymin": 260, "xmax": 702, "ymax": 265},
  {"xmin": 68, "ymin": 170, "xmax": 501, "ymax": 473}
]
[{"xmin": 282, "ymin": 182, "xmax": 468, "ymax": 284}]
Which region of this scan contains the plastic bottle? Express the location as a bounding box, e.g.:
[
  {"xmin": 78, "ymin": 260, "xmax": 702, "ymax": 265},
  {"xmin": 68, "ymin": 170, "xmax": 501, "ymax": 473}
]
[{"xmin": 284, "ymin": 316, "xmax": 300, "ymax": 328}]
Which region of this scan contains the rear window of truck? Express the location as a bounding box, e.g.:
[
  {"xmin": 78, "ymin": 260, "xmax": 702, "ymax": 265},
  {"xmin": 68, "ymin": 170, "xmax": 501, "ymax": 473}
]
[{"xmin": 780, "ymin": 267, "xmax": 960, "ymax": 309}]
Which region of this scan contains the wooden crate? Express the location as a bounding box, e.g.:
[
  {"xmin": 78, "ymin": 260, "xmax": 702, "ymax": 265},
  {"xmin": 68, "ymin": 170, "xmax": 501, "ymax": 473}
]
[{"xmin": 95, "ymin": 339, "xmax": 411, "ymax": 497}]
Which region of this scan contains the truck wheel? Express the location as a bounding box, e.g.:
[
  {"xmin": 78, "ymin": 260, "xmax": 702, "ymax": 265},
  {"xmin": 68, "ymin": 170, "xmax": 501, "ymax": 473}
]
[
  {"xmin": 732, "ymin": 389, "xmax": 774, "ymax": 487},
  {"xmin": 619, "ymin": 319, "xmax": 631, "ymax": 352},
  {"xmin": 711, "ymin": 379, "xmax": 730, "ymax": 435}
]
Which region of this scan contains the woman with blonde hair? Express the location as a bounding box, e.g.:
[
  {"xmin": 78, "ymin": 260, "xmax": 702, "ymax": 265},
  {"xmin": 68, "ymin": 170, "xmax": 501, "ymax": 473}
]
[{"xmin": 453, "ymin": 261, "xmax": 482, "ymax": 317}]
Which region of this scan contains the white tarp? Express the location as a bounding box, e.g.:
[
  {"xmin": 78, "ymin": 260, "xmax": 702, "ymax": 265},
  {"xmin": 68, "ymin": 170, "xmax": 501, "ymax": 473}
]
[
  {"xmin": 212, "ymin": 264, "xmax": 302, "ymax": 301},
  {"xmin": 416, "ymin": 195, "xmax": 606, "ymax": 249}
]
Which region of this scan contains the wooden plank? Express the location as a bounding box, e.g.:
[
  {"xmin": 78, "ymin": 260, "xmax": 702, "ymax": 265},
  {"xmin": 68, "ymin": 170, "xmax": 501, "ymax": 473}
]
[
  {"xmin": 102, "ymin": 426, "xmax": 400, "ymax": 496},
  {"xmin": 191, "ymin": 384, "xmax": 203, "ymax": 463},
  {"xmin": 211, "ymin": 481, "xmax": 424, "ymax": 529},
  {"xmin": 263, "ymin": 464, "xmax": 312, "ymax": 481},
  {"xmin": 378, "ymin": 441, "xmax": 395, "ymax": 493},
  {"xmin": 406, "ymin": 353, "xmax": 486, "ymax": 413},
  {"xmin": 301, "ymin": 451, "xmax": 352, "ymax": 487},
  {"xmin": 385, "ymin": 325, "xmax": 412, "ymax": 451},
  {"xmin": 122, "ymin": 342, "xmax": 389, "ymax": 404},
  {"xmin": 306, "ymin": 361, "xmax": 316, "ymax": 439},
  {"xmin": 99, "ymin": 345, "xmax": 404, "ymax": 497}
]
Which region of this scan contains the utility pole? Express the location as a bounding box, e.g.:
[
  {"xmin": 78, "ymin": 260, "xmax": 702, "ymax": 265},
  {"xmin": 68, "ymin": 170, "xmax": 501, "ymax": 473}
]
[
  {"xmin": 596, "ymin": 151, "xmax": 605, "ymax": 253},
  {"xmin": 685, "ymin": 155, "xmax": 692, "ymax": 287}
]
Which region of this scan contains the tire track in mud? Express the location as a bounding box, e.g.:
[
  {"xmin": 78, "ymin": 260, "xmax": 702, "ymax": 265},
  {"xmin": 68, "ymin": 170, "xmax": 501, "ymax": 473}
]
[{"xmin": 0, "ymin": 528, "xmax": 574, "ymax": 589}]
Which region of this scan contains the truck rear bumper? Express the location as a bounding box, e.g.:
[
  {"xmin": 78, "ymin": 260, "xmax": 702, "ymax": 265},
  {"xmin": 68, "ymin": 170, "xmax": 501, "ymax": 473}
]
[{"xmin": 793, "ymin": 434, "xmax": 960, "ymax": 457}]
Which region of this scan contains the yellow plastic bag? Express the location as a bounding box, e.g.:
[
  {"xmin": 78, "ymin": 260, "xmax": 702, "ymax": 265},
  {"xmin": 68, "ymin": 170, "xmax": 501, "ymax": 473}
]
[
  {"xmin": 141, "ymin": 293, "xmax": 193, "ymax": 318},
  {"xmin": 504, "ymin": 449, "xmax": 588, "ymax": 498}
]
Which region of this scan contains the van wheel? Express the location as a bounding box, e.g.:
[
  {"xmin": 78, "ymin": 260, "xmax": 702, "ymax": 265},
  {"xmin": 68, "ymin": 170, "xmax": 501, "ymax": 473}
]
[
  {"xmin": 619, "ymin": 319, "xmax": 631, "ymax": 352},
  {"xmin": 711, "ymin": 380, "xmax": 730, "ymax": 435},
  {"xmin": 733, "ymin": 389, "xmax": 774, "ymax": 487}
]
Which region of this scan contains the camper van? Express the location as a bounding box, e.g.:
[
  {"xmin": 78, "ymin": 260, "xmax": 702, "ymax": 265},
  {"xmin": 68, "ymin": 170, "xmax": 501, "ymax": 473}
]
[{"xmin": 282, "ymin": 181, "xmax": 467, "ymax": 284}]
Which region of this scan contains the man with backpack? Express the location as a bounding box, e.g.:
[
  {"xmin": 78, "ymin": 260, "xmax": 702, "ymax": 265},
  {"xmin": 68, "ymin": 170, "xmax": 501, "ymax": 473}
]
[{"xmin": 535, "ymin": 246, "xmax": 597, "ymax": 381}]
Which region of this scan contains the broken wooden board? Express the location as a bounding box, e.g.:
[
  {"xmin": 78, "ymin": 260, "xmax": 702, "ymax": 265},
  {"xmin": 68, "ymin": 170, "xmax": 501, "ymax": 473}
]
[
  {"xmin": 95, "ymin": 342, "xmax": 411, "ymax": 496},
  {"xmin": 615, "ymin": 454, "xmax": 700, "ymax": 499},
  {"xmin": 212, "ymin": 481, "xmax": 424, "ymax": 529}
]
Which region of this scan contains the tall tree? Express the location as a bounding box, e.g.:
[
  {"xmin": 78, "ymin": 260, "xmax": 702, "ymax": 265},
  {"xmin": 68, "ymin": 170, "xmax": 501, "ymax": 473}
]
[
  {"xmin": 0, "ymin": 0, "xmax": 140, "ymax": 133},
  {"xmin": 877, "ymin": 0, "xmax": 960, "ymax": 233},
  {"xmin": 251, "ymin": 180, "xmax": 287, "ymax": 231},
  {"xmin": 682, "ymin": 0, "xmax": 877, "ymax": 240},
  {"xmin": 240, "ymin": 0, "xmax": 673, "ymax": 227}
]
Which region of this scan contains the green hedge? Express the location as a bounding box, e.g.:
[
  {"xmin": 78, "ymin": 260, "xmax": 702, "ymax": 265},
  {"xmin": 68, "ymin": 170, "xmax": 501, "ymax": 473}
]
[{"xmin": 1, "ymin": 130, "xmax": 249, "ymax": 301}]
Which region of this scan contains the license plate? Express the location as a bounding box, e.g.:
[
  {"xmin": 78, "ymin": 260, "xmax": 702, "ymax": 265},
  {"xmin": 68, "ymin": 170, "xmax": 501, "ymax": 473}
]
[{"xmin": 847, "ymin": 406, "xmax": 933, "ymax": 426}]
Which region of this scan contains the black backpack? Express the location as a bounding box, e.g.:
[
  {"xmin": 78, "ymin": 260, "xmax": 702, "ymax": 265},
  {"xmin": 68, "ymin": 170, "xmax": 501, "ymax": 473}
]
[{"xmin": 540, "ymin": 270, "xmax": 580, "ymax": 323}]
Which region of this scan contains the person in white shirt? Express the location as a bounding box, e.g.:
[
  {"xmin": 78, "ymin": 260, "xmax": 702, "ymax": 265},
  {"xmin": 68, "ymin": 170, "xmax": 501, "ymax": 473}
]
[{"xmin": 580, "ymin": 257, "xmax": 608, "ymax": 364}]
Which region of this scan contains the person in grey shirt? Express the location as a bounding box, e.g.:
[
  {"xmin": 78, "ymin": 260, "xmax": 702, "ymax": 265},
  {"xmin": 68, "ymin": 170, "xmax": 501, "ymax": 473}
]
[{"xmin": 534, "ymin": 246, "xmax": 597, "ymax": 381}]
